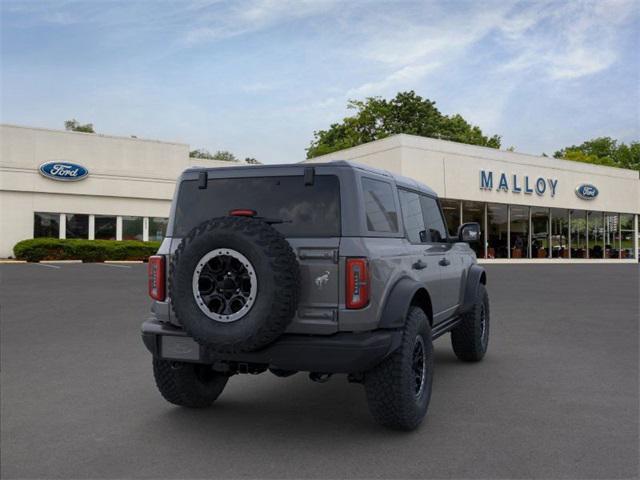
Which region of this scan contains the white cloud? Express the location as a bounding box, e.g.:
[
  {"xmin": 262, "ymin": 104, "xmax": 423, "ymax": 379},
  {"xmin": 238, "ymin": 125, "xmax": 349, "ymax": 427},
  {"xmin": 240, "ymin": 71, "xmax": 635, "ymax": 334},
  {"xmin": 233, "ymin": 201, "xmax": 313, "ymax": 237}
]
[
  {"xmin": 499, "ymin": 0, "xmax": 637, "ymax": 80},
  {"xmin": 347, "ymin": 63, "xmax": 440, "ymax": 97}
]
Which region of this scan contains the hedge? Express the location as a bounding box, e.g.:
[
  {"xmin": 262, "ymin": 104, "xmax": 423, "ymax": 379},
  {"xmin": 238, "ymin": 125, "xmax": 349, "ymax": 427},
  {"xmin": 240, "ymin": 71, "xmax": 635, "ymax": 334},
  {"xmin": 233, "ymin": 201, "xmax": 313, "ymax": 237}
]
[{"xmin": 13, "ymin": 238, "xmax": 161, "ymax": 262}]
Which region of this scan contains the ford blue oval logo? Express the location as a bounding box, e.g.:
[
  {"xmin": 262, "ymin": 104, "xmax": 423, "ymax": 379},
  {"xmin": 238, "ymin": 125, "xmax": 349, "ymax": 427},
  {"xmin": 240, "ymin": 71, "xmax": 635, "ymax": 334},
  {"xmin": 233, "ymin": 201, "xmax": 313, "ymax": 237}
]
[
  {"xmin": 39, "ymin": 161, "xmax": 89, "ymax": 182},
  {"xmin": 575, "ymin": 184, "xmax": 598, "ymax": 200}
]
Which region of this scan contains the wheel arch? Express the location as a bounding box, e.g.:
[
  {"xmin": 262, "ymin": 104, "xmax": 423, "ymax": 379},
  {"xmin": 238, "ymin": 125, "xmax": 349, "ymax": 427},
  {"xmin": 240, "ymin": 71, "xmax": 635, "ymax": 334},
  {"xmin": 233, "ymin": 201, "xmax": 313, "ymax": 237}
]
[
  {"xmin": 460, "ymin": 264, "xmax": 487, "ymax": 314},
  {"xmin": 378, "ymin": 277, "xmax": 433, "ymax": 329}
]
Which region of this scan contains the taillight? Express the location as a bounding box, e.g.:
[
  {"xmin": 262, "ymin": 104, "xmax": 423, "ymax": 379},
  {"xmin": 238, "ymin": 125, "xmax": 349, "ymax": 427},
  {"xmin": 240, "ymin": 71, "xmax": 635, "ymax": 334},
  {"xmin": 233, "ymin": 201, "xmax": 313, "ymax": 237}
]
[
  {"xmin": 346, "ymin": 258, "xmax": 369, "ymax": 309},
  {"xmin": 148, "ymin": 255, "xmax": 166, "ymax": 301}
]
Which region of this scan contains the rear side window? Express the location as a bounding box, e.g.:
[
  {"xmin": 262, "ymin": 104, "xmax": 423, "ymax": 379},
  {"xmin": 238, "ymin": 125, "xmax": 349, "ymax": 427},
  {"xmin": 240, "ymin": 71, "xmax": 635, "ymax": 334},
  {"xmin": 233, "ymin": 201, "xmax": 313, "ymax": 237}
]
[
  {"xmin": 420, "ymin": 196, "xmax": 448, "ymax": 242},
  {"xmin": 398, "ymin": 190, "xmax": 426, "ymax": 243},
  {"xmin": 173, "ymin": 175, "xmax": 340, "ymax": 237},
  {"xmin": 361, "ymin": 178, "xmax": 398, "ymax": 233}
]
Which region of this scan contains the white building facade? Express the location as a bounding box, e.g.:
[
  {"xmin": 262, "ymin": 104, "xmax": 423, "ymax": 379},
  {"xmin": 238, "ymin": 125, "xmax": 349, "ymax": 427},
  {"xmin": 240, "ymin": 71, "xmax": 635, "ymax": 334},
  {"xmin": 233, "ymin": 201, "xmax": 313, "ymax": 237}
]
[
  {"xmin": 0, "ymin": 124, "xmax": 237, "ymax": 258},
  {"xmin": 1, "ymin": 126, "xmax": 638, "ymax": 262},
  {"xmin": 306, "ymin": 134, "xmax": 639, "ymax": 263}
]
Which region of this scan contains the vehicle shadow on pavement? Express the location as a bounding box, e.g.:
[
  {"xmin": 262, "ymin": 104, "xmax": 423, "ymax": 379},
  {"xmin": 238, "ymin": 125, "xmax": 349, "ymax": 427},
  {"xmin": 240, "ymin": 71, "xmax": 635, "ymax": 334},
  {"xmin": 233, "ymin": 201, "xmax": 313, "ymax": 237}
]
[{"xmin": 144, "ymin": 346, "xmax": 469, "ymax": 438}]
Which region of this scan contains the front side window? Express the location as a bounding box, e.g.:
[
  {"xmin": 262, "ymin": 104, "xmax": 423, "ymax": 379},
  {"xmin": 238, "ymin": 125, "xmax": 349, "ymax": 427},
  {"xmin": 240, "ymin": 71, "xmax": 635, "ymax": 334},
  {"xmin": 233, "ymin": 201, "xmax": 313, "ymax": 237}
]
[
  {"xmin": 399, "ymin": 190, "xmax": 426, "ymax": 243},
  {"xmin": 362, "ymin": 178, "xmax": 398, "ymax": 233},
  {"xmin": 420, "ymin": 196, "xmax": 447, "ymax": 242}
]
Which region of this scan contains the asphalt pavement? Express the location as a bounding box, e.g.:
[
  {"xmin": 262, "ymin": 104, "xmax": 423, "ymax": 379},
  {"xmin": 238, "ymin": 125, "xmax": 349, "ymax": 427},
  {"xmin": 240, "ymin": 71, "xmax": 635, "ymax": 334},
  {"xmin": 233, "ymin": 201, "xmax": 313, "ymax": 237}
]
[{"xmin": 1, "ymin": 263, "xmax": 638, "ymax": 479}]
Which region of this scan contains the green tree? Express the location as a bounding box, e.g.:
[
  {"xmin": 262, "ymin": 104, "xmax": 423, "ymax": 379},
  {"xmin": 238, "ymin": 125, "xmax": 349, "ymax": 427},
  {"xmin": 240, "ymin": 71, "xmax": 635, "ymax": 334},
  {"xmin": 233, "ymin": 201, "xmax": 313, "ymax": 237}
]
[
  {"xmin": 189, "ymin": 149, "xmax": 239, "ymax": 162},
  {"xmin": 64, "ymin": 119, "xmax": 94, "ymax": 133},
  {"xmin": 554, "ymin": 137, "xmax": 640, "ymax": 171},
  {"xmin": 306, "ymin": 91, "xmax": 501, "ymax": 158},
  {"xmin": 212, "ymin": 150, "xmax": 238, "ymax": 162}
]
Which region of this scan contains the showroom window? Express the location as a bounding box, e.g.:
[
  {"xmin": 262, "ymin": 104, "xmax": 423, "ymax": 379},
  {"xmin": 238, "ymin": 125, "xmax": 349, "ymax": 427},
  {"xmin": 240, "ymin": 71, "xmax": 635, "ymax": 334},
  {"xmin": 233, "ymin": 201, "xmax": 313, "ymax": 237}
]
[
  {"xmin": 462, "ymin": 201, "xmax": 485, "ymax": 258},
  {"xmin": 361, "ymin": 178, "xmax": 398, "ymax": 233},
  {"xmin": 440, "ymin": 199, "xmax": 461, "ymax": 237},
  {"xmin": 34, "ymin": 212, "xmax": 59, "ymax": 238},
  {"xmin": 531, "ymin": 207, "xmax": 550, "ymax": 259},
  {"xmin": 509, "ymin": 205, "xmax": 529, "ymax": 258},
  {"xmin": 551, "ymin": 209, "xmax": 570, "ymax": 258},
  {"xmin": 588, "ymin": 211, "xmax": 604, "ymax": 258},
  {"xmin": 66, "ymin": 214, "xmax": 89, "ymax": 239},
  {"xmin": 149, "ymin": 217, "xmax": 168, "ymax": 241},
  {"xmin": 604, "ymin": 213, "xmax": 620, "ymax": 259},
  {"xmin": 620, "ymin": 214, "xmax": 636, "ymax": 259},
  {"xmin": 487, "ymin": 203, "xmax": 508, "ymax": 259},
  {"xmin": 571, "ymin": 210, "xmax": 587, "ymax": 258},
  {"xmin": 122, "ymin": 216, "xmax": 143, "ymax": 241},
  {"xmin": 95, "ymin": 215, "xmax": 117, "ymax": 240}
]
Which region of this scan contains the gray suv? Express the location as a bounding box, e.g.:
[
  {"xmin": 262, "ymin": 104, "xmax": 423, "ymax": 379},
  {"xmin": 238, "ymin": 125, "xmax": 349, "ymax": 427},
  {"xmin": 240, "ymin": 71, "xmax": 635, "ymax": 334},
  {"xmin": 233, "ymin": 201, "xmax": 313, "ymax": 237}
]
[{"xmin": 142, "ymin": 161, "xmax": 490, "ymax": 430}]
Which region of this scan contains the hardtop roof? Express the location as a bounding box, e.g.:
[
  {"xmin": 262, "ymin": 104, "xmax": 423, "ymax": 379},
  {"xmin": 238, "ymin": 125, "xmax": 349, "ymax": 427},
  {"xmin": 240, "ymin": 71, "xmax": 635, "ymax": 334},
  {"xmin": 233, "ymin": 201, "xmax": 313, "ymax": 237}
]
[{"xmin": 185, "ymin": 160, "xmax": 438, "ymax": 197}]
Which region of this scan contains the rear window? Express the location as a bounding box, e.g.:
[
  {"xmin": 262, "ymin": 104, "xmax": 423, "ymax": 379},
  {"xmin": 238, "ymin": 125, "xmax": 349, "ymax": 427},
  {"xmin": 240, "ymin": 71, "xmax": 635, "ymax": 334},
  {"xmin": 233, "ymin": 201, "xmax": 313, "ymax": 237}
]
[
  {"xmin": 173, "ymin": 175, "xmax": 341, "ymax": 237},
  {"xmin": 361, "ymin": 177, "xmax": 398, "ymax": 233}
]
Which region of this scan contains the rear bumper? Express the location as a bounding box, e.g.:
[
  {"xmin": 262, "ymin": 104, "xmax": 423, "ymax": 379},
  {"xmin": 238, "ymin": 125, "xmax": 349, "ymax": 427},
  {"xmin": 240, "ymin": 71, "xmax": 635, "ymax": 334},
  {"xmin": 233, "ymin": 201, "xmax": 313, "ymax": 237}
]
[{"xmin": 141, "ymin": 319, "xmax": 402, "ymax": 373}]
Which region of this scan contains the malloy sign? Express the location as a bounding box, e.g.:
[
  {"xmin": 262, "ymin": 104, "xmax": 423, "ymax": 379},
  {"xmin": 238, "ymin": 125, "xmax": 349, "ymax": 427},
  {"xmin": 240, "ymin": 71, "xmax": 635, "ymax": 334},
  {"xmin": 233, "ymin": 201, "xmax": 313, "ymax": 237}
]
[{"xmin": 480, "ymin": 170, "xmax": 558, "ymax": 197}]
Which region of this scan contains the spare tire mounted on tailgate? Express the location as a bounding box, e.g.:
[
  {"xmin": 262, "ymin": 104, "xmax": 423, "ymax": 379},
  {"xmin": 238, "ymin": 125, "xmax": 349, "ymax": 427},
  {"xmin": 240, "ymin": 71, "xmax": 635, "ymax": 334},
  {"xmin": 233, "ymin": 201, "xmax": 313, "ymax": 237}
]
[{"xmin": 170, "ymin": 216, "xmax": 300, "ymax": 353}]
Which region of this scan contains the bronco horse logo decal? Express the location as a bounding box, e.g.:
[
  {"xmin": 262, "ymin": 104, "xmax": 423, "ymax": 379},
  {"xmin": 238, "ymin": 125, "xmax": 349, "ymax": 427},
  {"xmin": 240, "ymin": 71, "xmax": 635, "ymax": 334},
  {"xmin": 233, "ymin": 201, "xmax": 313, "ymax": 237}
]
[{"xmin": 315, "ymin": 271, "xmax": 330, "ymax": 289}]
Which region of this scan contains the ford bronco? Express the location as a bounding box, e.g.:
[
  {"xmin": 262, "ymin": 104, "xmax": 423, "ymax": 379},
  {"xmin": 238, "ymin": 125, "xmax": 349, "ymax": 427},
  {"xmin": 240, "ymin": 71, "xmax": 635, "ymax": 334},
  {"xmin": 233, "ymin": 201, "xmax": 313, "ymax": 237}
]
[{"xmin": 142, "ymin": 161, "xmax": 489, "ymax": 430}]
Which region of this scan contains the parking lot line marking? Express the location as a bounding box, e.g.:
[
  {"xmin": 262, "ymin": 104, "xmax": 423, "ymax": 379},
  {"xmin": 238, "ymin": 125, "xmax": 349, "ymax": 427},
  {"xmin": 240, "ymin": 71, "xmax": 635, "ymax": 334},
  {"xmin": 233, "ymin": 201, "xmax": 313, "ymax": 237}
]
[
  {"xmin": 97, "ymin": 263, "xmax": 132, "ymax": 269},
  {"xmin": 35, "ymin": 263, "xmax": 61, "ymax": 269}
]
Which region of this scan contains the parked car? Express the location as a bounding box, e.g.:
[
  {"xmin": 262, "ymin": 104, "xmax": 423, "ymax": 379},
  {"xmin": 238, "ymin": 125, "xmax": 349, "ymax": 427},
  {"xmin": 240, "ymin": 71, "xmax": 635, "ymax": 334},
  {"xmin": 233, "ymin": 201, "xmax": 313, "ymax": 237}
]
[{"xmin": 142, "ymin": 161, "xmax": 490, "ymax": 430}]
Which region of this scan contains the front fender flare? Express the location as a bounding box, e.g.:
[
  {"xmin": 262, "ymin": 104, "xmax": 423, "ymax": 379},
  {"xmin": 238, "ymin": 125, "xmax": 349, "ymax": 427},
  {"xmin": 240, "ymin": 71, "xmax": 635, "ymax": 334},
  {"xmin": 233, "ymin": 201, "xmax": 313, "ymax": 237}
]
[
  {"xmin": 460, "ymin": 264, "xmax": 487, "ymax": 314},
  {"xmin": 378, "ymin": 277, "xmax": 429, "ymax": 329}
]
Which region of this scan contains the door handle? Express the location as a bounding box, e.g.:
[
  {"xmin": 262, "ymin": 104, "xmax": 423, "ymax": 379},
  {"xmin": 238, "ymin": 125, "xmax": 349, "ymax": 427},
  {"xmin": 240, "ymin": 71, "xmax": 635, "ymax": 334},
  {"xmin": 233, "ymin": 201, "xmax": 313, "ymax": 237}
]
[
  {"xmin": 412, "ymin": 259, "xmax": 427, "ymax": 270},
  {"xmin": 439, "ymin": 257, "xmax": 450, "ymax": 267}
]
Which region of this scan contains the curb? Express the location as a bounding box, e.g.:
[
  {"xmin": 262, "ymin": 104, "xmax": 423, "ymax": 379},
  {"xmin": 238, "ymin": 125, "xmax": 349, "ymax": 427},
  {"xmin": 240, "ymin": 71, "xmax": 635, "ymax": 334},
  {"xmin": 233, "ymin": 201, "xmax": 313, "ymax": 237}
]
[
  {"xmin": 104, "ymin": 260, "xmax": 144, "ymax": 264},
  {"xmin": 40, "ymin": 260, "xmax": 83, "ymax": 264},
  {"xmin": 0, "ymin": 259, "xmax": 27, "ymax": 264}
]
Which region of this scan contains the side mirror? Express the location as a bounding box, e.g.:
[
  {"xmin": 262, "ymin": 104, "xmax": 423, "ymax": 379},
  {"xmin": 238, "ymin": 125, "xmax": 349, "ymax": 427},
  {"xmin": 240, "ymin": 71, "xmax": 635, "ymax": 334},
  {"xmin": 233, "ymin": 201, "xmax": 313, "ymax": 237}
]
[{"xmin": 458, "ymin": 222, "xmax": 481, "ymax": 243}]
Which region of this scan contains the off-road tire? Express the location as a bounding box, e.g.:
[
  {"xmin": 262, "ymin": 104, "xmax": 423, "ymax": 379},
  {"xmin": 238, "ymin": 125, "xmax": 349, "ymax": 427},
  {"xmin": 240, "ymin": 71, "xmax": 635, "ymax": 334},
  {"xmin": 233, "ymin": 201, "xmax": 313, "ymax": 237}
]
[
  {"xmin": 364, "ymin": 307, "xmax": 433, "ymax": 431},
  {"xmin": 451, "ymin": 283, "xmax": 489, "ymax": 362},
  {"xmin": 170, "ymin": 216, "xmax": 299, "ymax": 353},
  {"xmin": 153, "ymin": 359, "xmax": 228, "ymax": 408}
]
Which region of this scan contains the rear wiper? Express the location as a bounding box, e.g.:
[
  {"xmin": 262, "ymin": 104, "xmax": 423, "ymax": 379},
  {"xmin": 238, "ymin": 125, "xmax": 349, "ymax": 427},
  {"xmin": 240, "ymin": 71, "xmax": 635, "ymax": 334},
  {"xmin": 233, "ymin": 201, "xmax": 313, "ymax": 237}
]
[{"xmin": 257, "ymin": 217, "xmax": 292, "ymax": 225}]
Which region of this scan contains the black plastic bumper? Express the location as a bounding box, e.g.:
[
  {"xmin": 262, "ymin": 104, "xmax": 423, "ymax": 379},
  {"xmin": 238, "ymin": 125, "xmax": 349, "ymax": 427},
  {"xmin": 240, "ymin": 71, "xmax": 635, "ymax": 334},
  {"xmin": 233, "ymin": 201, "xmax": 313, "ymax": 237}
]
[{"xmin": 141, "ymin": 319, "xmax": 402, "ymax": 373}]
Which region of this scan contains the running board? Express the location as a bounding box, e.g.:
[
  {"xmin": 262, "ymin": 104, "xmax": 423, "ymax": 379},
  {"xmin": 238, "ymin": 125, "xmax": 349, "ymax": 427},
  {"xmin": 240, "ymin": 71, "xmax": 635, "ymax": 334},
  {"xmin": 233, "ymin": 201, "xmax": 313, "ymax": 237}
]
[{"xmin": 432, "ymin": 315, "xmax": 462, "ymax": 340}]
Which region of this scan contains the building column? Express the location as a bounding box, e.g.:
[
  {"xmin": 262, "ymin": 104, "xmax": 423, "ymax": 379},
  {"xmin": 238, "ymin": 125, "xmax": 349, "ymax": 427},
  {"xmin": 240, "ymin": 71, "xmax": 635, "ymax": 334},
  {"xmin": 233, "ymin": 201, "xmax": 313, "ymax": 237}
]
[
  {"xmin": 528, "ymin": 207, "xmax": 532, "ymax": 259},
  {"xmin": 59, "ymin": 213, "xmax": 66, "ymax": 239},
  {"xmin": 483, "ymin": 203, "xmax": 488, "ymax": 259},
  {"xmin": 586, "ymin": 212, "xmax": 590, "ymax": 259},
  {"xmin": 88, "ymin": 215, "xmax": 95, "ymax": 240},
  {"xmin": 116, "ymin": 216, "xmax": 123, "ymax": 241},
  {"xmin": 143, "ymin": 217, "xmax": 149, "ymax": 242},
  {"xmin": 634, "ymin": 214, "xmax": 639, "ymax": 260},
  {"xmin": 568, "ymin": 210, "xmax": 572, "ymax": 259},
  {"xmin": 507, "ymin": 205, "xmax": 511, "ymax": 258}
]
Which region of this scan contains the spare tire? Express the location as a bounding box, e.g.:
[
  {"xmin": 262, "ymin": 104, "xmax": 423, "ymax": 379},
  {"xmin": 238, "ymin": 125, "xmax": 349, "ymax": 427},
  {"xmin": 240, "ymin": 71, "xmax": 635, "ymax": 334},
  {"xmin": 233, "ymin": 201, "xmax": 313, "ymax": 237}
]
[{"xmin": 170, "ymin": 216, "xmax": 299, "ymax": 353}]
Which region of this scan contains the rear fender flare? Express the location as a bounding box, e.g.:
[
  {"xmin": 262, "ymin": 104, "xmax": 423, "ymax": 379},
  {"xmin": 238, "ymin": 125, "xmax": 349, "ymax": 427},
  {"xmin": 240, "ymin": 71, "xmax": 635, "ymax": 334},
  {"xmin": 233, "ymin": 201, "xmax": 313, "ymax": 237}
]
[{"xmin": 378, "ymin": 277, "xmax": 432, "ymax": 329}]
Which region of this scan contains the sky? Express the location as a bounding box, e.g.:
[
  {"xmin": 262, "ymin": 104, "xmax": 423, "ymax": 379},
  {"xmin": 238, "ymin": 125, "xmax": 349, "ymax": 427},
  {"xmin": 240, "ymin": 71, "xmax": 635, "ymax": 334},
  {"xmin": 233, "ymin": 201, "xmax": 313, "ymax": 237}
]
[{"xmin": 1, "ymin": 0, "xmax": 639, "ymax": 164}]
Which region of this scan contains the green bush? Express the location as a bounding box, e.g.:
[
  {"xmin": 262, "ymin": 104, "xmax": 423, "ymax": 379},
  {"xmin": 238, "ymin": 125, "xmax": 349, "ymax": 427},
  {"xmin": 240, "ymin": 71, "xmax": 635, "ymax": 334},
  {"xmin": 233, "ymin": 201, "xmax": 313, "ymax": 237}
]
[{"xmin": 13, "ymin": 238, "xmax": 161, "ymax": 262}]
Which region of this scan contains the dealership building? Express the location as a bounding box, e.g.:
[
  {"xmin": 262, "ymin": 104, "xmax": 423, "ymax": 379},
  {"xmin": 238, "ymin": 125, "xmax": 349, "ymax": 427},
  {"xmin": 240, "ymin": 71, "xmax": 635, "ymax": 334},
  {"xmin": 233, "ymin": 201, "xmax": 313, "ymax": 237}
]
[{"xmin": 1, "ymin": 124, "xmax": 638, "ymax": 262}]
